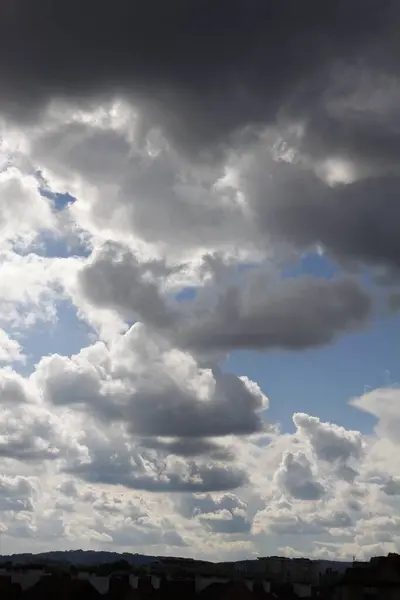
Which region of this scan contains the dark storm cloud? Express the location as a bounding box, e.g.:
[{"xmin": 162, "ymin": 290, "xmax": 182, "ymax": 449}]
[
  {"xmin": 299, "ymin": 108, "xmax": 400, "ymax": 171},
  {"xmin": 0, "ymin": 0, "xmax": 396, "ymax": 153},
  {"xmin": 244, "ymin": 156, "xmax": 400, "ymax": 274}
]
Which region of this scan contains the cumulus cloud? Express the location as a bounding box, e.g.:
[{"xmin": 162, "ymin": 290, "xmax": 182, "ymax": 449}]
[
  {"xmin": 293, "ymin": 413, "xmax": 364, "ymax": 482},
  {"xmin": 254, "ymin": 508, "xmax": 353, "ymax": 537},
  {"xmin": 36, "ymin": 323, "xmax": 268, "ymax": 443},
  {"xmin": 381, "ymin": 477, "xmax": 400, "ymax": 496},
  {"xmin": 0, "ymin": 333, "xmax": 25, "ymax": 364},
  {"xmin": 0, "ymin": 0, "xmax": 398, "ymax": 561},
  {"xmin": 22, "ymin": 109, "xmax": 260, "ymax": 262},
  {"xmin": 0, "ymin": 251, "xmax": 80, "ymax": 328},
  {"xmin": 0, "ymin": 168, "xmax": 55, "ymax": 245},
  {"xmin": 65, "ymin": 438, "xmax": 248, "ymax": 493},
  {"xmin": 0, "ymin": 401, "xmax": 79, "ymax": 463},
  {"xmin": 351, "ymin": 388, "xmax": 400, "ymax": 444},
  {"xmin": 0, "ymin": 351, "xmax": 397, "ymax": 559},
  {"xmin": 177, "ymin": 275, "xmax": 372, "ymax": 352},
  {"xmin": 0, "ymin": 475, "xmax": 37, "ymax": 513},
  {"xmin": 78, "ymin": 244, "xmax": 372, "ymax": 353},
  {"xmin": 78, "ymin": 243, "xmax": 177, "ymax": 327},
  {"xmin": 274, "ymin": 452, "xmax": 326, "ymax": 501},
  {"xmin": 179, "ymin": 493, "xmax": 251, "ymax": 534}
]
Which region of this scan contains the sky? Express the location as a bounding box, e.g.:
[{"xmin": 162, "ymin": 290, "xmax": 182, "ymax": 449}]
[{"xmin": 1, "ymin": 0, "xmax": 400, "ymax": 563}]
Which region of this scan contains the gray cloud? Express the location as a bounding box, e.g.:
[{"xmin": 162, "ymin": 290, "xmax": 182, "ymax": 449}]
[
  {"xmin": 66, "ymin": 447, "xmax": 248, "ymax": 493},
  {"xmin": 300, "ymin": 105, "xmax": 400, "ymax": 173},
  {"xmin": 138, "ymin": 437, "xmax": 234, "ymax": 460},
  {"xmin": 312, "ymin": 510, "xmax": 353, "ymax": 530},
  {"xmin": 35, "ymin": 328, "xmax": 256, "ymax": 492},
  {"xmin": 0, "ymin": 475, "xmax": 36, "ymax": 512},
  {"xmin": 381, "ymin": 477, "xmax": 400, "ymax": 496},
  {"xmin": 275, "ymin": 451, "xmax": 326, "ymax": 501},
  {"xmin": 178, "ymin": 274, "xmax": 372, "ymax": 352},
  {"xmin": 33, "ymin": 122, "xmax": 132, "ymax": 185},
  {"xmin": 264, "ymin": 509, "xmax": 353, "ymax": 536},
  {"xmin": 31, "ymin": 119, "xmax": 259, "ymax": 257},
  {"xmin": 37, "ymin": 323, "xmax": 268, "ymax": 442},
  {"xmin": 123, "ymin": 369, "xmax": 266, "ymax": 439},
  {"xmin": 2, "ymin": 2, "xmax": 400, "ymax": 302},
  {"xmin": 244, "ymin": 154, "xmax": 400, "ymax": 276},
  {"xmin": 57, "ymin": 479, "xmax": 79, "ymax": 499},
  {"xmin": 293, "ymin": 413, "xmax": 363, "ymax": 482},
  {"xmin": 179, "ymin": 492, "xmax": 251, "ymax": 534},
  {"xmin": 79, "ymin": 245, "xmax": 372, "ymax": 353},
  {"xmin": 112, "ymin": 152, "xmax": 250, "ymax": 251},
  {"xmin": 79, "ymin": 243, "xmax": 176, "ymax": 328},
  {"xmin": 0, "ymin": 1, "xmax": 393, "ymax": 156},
  {"xmin": 1, "ymin": 0, "xmax": 397, "ymax": 521},
  {"xmin": 0, "ymin": 369, "xmax": 34, "ymax": 405}
]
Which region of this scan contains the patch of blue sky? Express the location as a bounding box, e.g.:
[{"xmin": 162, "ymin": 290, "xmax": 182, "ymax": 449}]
[
  {"xmin": 174, "ymin": 263, "xmax": 265, "ymax": 304},
  {"xmin": 16, "ymin": 299, "xmax": 96, "ymax": 375},
  {"xmin": 23, "ymin": 229, "xmax": 91, "ymax": 259},
  {"xmin": 283, "ymin": 250, "xmax": 378, "ymax": 292},
  {"xmin": 36, "ymin": 170, "xmax": 76, "ymax": 208},
  {"xmin": 175, "ymin": 286, "xmax": 197, "ymax": 302},
  {"xmin": 282, "ymin": 251, "xmax": 340, "ymax": 280},
  {"xmin": 223, "ymin": 250, "xmax": 399, "ymax": 434},
  {"xmin": 39, "ymin": 186, "xmax": 76, "ymax": 211}
]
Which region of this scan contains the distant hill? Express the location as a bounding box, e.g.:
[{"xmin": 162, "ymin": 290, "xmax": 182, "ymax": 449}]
[
  {"xmin": 0, "ymin": 551, "xmax": 354, "ymax": 572},
  {"xmin": 0, "ymin": 550, "xmax": 158, "ymax": 566}
]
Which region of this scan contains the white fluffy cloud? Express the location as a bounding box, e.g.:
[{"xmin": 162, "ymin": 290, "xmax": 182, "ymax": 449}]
[
  {"xmin": 0, "ymin": 167, "xmax": 55, "ymax": 247},
  {"xmin": 293, "ymin": 413, "xmax": 364, "ymax": 482},
  {"xmin": 0, "ymin": 340, "xmax": 398, "ymax": 559},
  {"xmin": 0, "ymin": 331, "xmax": 25, "ymax": 364}
]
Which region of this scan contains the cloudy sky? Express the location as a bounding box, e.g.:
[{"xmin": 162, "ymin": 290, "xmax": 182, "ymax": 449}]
[{"xmin": 1, "ymin": 0, "xmax": 400, "ymax": 562}]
